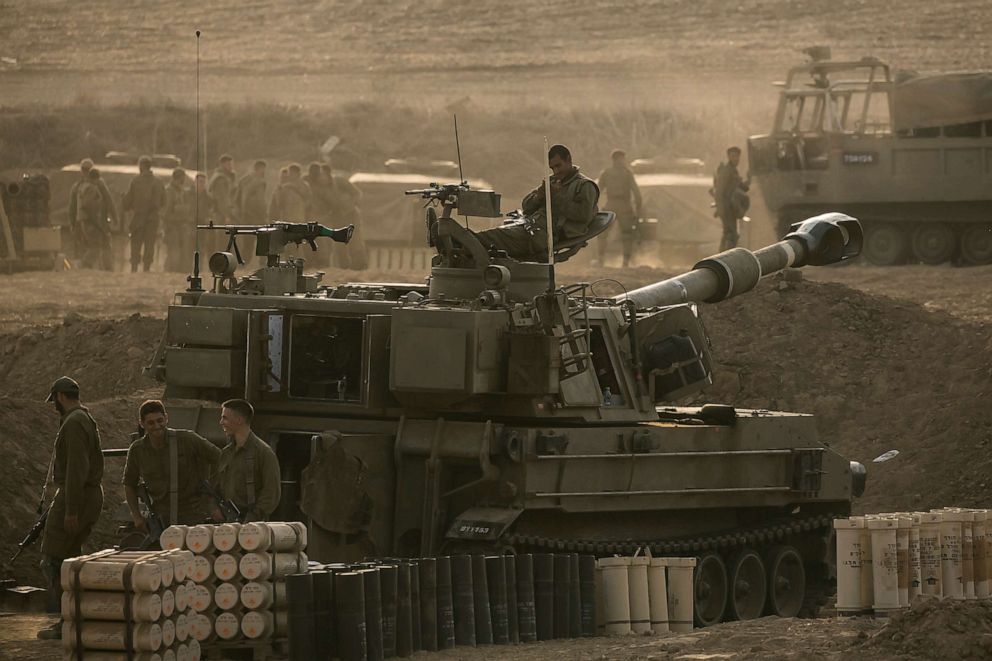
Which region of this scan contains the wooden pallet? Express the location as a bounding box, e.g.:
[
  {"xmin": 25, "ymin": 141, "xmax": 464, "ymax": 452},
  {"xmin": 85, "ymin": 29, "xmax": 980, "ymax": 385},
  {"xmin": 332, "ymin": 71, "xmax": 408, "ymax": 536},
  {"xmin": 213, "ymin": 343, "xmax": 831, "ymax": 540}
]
[{"xmin": 201, "ymin": 637, "xmax": 289, "ymax": 660}]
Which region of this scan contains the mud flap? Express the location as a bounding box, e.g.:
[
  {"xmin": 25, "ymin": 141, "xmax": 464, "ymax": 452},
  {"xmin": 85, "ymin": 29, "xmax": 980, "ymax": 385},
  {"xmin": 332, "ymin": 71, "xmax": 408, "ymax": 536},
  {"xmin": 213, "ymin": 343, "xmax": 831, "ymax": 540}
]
[{"xmin": 445, "ymin": 507, "xmax": 523, "ymax": 542}]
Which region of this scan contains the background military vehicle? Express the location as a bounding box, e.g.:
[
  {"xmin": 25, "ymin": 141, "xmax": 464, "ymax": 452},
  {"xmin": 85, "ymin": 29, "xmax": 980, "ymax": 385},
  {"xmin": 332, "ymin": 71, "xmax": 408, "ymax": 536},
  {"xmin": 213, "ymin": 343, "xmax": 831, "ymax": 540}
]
[
  {"xmin": 150, "ymin": 185, "xmax": 866, "ymax": 626},
  {"xmin": 748, "ymin": 48, "xmax": 992, "ymax": 265}
]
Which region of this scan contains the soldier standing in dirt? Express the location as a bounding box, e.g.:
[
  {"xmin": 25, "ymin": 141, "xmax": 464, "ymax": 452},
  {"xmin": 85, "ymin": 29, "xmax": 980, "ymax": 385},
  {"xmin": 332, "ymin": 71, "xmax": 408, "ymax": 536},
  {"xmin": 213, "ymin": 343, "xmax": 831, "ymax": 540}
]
[
  {"xmin": 123, "ymin": 399, "xmax": 220, "ymax": 529},
  {"xmin": 235, "ymin": 160, "xmax": 268, "ymax": 225},
  {"xmin": 208, "ymin": 154, "xmax": 237, "ymax": 223},
  {"xmin": 68, "ymin": 158, "xmax": 118, "ymax": 267},
  {"xmin": 163, "ymin": 168, "xmax": 193, "ymax": 272},
  {"xmin": 477, "ymin": 144, "xmax": 599, "ymax": 260},
  {"xmin": 268, "ymin": 163, "xmax": 311, "ymax": 222},
  {"xmin": 303, "ymin": 162, "xmax": 335, "ymax": 266},
  {"xmin": 74, "ymin": 168, "xmax": 115, "ymax": 270},
  {"xmin": 596, "ymin": 149, "xmax": 642, "ymax": 267},
  {"xmin": 713, "ymin": 146, "xmax": 751, "ymax": 251},
  {"xmin": 36, "ymin": 377, "xmax": 104, "ymax": 640},
  {"xmin": 211, "ymin": 399, "xmax": 281, "ymax": 522},
  {"xmin": 123, "ymin": 155, "xmax": 165, "ymax": 272},
  {"xmin": 324, "ymin": 162, "xmax": 368, "ymax": 269}
]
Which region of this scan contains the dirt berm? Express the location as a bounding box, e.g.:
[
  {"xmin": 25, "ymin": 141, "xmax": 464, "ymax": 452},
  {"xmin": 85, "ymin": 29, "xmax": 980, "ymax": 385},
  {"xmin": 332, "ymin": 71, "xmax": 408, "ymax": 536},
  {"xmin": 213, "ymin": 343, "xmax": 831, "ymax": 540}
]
[{"xmin": 1, "ymin": 273, "xmax": 991, "ymax": 586}]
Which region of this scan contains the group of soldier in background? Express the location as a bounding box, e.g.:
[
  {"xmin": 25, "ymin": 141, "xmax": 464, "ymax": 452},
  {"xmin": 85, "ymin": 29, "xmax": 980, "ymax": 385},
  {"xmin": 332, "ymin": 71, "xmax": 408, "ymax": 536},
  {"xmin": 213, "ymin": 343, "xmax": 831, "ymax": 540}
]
[{"xmin": 67, "ymin": 153, "xmax": 366, "ymax": 274}]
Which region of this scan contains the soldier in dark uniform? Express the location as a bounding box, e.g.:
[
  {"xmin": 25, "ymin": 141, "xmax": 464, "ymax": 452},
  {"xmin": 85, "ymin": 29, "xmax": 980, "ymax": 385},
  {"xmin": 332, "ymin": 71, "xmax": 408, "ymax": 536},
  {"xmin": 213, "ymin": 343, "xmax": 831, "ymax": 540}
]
[
  {"xmin": 37, "ymin": 377, "xmax": 104, "ymax": 640},
  {"xmin": 713, "ymin": 146, "xmax": 751, "ymax": 251},
  {"xmin": 123, "ymin": 155, "xmax": 166, "ymax": 272},
  {"xmin": 477, "ymin": 144, "xmax": 599, "ymax": 261},
  {"xmin": 596, "ymin": 149, "xmax": 643, "ymax": 267}
]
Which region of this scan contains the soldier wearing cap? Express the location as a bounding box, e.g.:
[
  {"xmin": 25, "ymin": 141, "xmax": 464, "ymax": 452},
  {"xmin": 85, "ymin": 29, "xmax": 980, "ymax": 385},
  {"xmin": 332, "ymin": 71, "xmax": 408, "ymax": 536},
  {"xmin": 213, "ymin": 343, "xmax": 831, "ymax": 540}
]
[
  {"xmin": 210, "ymin": 399, "xmax": 281, "ymax": 522},
  {"xmin": 37, "ymin": 377, "xmax": 104, "ymax": 640},
  {"xmin": 123, "ymin": 155, "xmax": 166, "ymax": 272},
  {"xmin": 123, "ymin": 399, "xmax": 221, "ymax": 530}
]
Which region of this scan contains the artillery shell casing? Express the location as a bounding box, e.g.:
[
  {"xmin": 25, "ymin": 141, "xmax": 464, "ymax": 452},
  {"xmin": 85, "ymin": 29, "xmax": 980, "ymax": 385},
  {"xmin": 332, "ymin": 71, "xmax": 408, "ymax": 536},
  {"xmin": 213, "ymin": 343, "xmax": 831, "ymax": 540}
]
[
  {"xmin": 436, "ymin": 556, "xmax": 455, "ymax": 650},
  {"xmin": 60, "ymin": 559, "xmax": 162, "ymax": 593},
  {"xmin": 379, "ymin": 565, "xmax": 398, "ymax": 658},
  {"xmin": 485, "ymin": 555, "xmax": 509, "ymax": 644},
  {"xmin": 503, "ymin": 555, "xmax": 519, "ymax": 644},
  {"xmin": 532, "ymin": 553, "xmax": 554, "ymax": 641},
  {"xmin": 62, "ymin": 621, "xmax": 162, "ymax": 652},
  {"xmin": 287, "ymin": 572, "xmax": 317, "ymax": 661},
  {"xmin": 451, "ymin": 555, "xmax": 476, "ymax": 646},
  {"xmin": 214, "ymin": 581, "xmax": 243, "ymax": 611},
  {"xmin": 362, "ymin": 568, "xmax": 384, "ymax": 661},
  {"xmin": 418, "ymin": 558, "xmax": 438, "ymax": 651},
  {"xmin": 174, "ymin": 580, "xmax": 191, "ymax": 612},
  {"xmin": 311, "ymin": 570, "xmax": 336, "ymax": 657},
  {"xmin": 188, "ymin": 583, "xmax": 214, "ymax": 612},
  {"xmin": 335, "ymin": 571, "xmax": 368, "ymax": 661},
  {"xmin": 212, "ymin": 523, "xmax": 241, "ymax": 553},
  {"xmin": 176, "ymin": 612, "xmax": 189, "ymax": 642},
  {"xmin": 188, "ymin": 638, "xmax": 201, "ymax": 661},
  {"xmin": 410, "ymin": 560, "xmax": 422, "ymax": 652},
  {"xmin": 240, "ymin": 609, "xmax": 287, "ymax": 640},
  {"xmin": 161, "ymin": 588, "xmax": 175, "ymax": 618},
  {"xmin": 579, "ymin": 555, "xmax": 597, "ymax": 636},
  {"xmin": 395, "ymin": 562, "xmax": 413, "ymax": 657},
  {"xmin": 568, "ymin": 553, "xmax": 581, "ymax": 638},
  {"xmin": 187, "ymin": 612, "xmax": 216, "ymax": 642},
  {"xmin": 237, "ymin": 522, "xmax": 272, "ymax": 552},
  {"xmin": 185, "ymin": 525, "xmax": 215, "ymax": 554},
  {"xmin": 160, "ymin": 525, "xmax": 189, "ymax": 551},
  {"xmin": 213, "ymin": 552, "xmax": 241, "ymax": 583},
  {"xmin": 61, "ymin": 590, "xmax": 162, "ymax": 622},
  {"xmin": 214, "ymin": 611, "xmax": 240, "ymax": 640},
  {"xmin": 162, "ymin": 617, "xmax": 176, "ymax": 647},
  {"xmin": 471, "ymin": 555, "xmax": 493, "ymax": 645},
  {"xmin": 515, "ymin": 554, "xmax": 537, "ymax": 643},
  {"xmin": 553, "ymin": 554, "xmax": 571, "ymax": 638},
  {"xmin": 189, "ymin": 554, "xmax": 214, "ymax": 583}
]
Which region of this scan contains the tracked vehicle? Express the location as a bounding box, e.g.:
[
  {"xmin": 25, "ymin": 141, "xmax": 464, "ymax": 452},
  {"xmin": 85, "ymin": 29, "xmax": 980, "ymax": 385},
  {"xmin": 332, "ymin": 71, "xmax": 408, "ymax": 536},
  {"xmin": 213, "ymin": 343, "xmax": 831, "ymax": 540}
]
[
  {"xmin": 748, "ymin": 50, "xmax": 992, "ymax": 265},
  {"xmin": 151, "ymin": 185, "xmax": 866, "ymax": 625}
]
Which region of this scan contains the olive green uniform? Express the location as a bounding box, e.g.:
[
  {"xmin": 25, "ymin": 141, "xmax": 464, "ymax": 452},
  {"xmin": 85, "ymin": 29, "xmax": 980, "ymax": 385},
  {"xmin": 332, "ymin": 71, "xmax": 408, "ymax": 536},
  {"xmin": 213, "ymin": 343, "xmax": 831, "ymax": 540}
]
[
  {"xmin": 329, "ymin": 176, "xmax": 368, "ymax": 269},
  {"xmin": 209, "ymin": 169, "xmax": 237, "ymax": 223},
  {"xmin": 69, "ymin": 177, "xmax": 118, "ymax": 270},
  {"xmin": 40, "ymin": 407, "xmax": 104, "ymax": 611},
  {"xmin": 477, "ymin": 167, "xmax": 599, "ymax": 260},
  {"xmin": 213, "ymin": 432, "xmax": 281, "ymax": 522},
  {"xmin": 268, "ymin": 180, "xmax": 311, "ymax": 223},
  {"xmin": 122, "ymin": 429, "xmax": 221, "ymax": 525},
  {"xmin": 713, "ymin": 161, "xmax": 750, "ymax": 251},
  {"xmin": 123, "ymin": 171, "xmax": 166, "ymax": 271},
  {"xmin": 236, "ymin": 173, "xmax": 268, "ymax": 225},
  {"xmin": 163, "ymin": 182, "xmax": 194, "ymax": 273},
  {"xmin": 597, "ymin": 164, "xmax": 642, "ymax": 266}
]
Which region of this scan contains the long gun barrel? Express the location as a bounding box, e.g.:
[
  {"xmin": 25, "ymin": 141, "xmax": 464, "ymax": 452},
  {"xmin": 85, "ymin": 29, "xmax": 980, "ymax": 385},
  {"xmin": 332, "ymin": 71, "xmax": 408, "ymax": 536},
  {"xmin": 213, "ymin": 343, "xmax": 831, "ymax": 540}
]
[
  {"xmin": 10, "ymin": 501, "xmax": 54, "ymax": 563},
  {"xmin": 615, "ymin": 213, "xmax": 863, "ymax": 309}
]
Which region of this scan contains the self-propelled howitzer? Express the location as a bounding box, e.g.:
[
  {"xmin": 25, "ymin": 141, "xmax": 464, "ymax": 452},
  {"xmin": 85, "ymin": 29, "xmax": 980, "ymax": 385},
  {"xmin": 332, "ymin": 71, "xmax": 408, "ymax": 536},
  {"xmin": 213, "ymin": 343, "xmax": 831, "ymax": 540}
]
[{"xmin": 152, "ymin": 183, "xmax": 866, "ymax": 626}]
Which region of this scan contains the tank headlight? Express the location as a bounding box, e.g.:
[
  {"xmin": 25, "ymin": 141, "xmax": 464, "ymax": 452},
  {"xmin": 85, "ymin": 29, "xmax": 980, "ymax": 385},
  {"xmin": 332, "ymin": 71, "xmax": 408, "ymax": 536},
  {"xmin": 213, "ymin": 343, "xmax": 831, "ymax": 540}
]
[{"xmin": 209, "ymin": 251, "xmax": 237, "ymax": 278}]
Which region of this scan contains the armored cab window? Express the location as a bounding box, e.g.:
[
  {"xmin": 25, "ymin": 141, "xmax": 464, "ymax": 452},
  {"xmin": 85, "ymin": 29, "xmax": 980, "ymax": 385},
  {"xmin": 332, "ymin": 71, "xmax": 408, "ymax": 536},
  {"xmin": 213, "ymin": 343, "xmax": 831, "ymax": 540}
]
[
  {"xmin": 588, "ymin": 325, "xmax": 624, "ymax": 405},
  {"xmin": 288, "ymin": 315, "xmax": 364, "ymax": 402}
]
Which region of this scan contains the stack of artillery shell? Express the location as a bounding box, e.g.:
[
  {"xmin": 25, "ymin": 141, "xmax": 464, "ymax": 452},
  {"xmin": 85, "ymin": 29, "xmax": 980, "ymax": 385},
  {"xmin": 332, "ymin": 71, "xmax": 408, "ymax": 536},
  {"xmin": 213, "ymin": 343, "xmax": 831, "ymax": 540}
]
[
  {"xmin": 834, "ymin": 507, "xmax": 992, "ymax": 617},
  {"xmin": 158, "ymin": 522, "xmax": 306, "ymax": 654},
  {"xmin": 60, "ymin": 547, "xmax": 200, "ymax": 660},
  {"xmin": 595, "ymin": 554, "xmax": 696, "ymax": 635}
]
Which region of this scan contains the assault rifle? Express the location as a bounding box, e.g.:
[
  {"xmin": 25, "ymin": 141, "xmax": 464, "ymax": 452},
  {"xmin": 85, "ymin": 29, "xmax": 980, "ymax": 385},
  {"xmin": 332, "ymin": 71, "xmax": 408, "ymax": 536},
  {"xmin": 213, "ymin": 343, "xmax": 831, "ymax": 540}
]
[
  {"xmin": 135, "ymin": 481, "xmax": 166, "ymax": 550},
  {"xmin": 200, "ymin": 480, "xmax": 244, "ymax": 523},
  {"xmin": 10, "ymin": 501, "xmax": 54, "ymax": 563}
]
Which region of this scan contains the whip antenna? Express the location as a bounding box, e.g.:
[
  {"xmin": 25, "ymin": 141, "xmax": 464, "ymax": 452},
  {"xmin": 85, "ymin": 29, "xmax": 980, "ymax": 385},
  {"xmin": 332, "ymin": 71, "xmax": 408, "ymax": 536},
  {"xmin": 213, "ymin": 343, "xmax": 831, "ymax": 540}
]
[
  {"xmin": 454, "ymin": 114, "xmax": 464, "ymax": 184},
  {"xmin": 544, "ymin": 137, "xmax": 555, "ymax": 291},
  {"xmin": 187, "ymin": 29, "xmax": 203, "ymax": 291}
]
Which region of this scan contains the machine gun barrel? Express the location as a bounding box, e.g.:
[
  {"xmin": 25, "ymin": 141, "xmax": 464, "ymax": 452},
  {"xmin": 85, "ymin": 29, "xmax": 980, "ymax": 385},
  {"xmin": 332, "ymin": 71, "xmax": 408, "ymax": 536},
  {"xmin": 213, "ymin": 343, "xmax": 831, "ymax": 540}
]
[{"xmin": 615, "ymin": 213, "xmax": 863, "ymax": 309}]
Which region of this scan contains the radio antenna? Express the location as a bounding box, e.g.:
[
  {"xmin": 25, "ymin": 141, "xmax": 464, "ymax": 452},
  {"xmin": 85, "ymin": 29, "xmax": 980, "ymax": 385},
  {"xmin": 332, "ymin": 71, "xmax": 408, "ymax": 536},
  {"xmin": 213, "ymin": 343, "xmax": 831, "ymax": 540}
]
[
  {"xmin": 454, "ymin": 114, "xmax": 465, "ymax": 184},
  {"xmin": 187, "ymin": 29, "xmax": 203, "ymax": 292}
]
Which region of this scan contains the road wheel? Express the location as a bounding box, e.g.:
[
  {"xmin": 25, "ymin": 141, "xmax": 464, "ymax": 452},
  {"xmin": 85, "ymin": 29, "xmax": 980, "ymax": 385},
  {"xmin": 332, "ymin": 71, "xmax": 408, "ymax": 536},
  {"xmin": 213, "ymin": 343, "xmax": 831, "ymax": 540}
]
[
  {"xmin": 863, "ymin": 223, "xmax": 908, "ymax": 265},
  {"xmin": 766, "ymin": 546, "xmax": 805, "ymax": 617},
  {"xmin": 960, "ymin": 224, "xmax": 992, "ymax": 265},
  {"xmin": 725, "ymin": 549, "xmax": 768, "ymax": 621},
  {"xmin": 911, "ymin": 223, "xmax": 956, "ymax": 264},
  {"xmin": 693, "ymin": 553, "xmax": 728, "ymax": 627}
]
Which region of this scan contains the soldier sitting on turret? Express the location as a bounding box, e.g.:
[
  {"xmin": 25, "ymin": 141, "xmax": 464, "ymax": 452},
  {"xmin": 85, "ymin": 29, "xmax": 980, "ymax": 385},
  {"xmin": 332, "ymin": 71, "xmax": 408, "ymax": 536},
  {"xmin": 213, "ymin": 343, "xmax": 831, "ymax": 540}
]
[{"xmin": 477, "ymin": 144, "xmax": 600, "ymax": 261}]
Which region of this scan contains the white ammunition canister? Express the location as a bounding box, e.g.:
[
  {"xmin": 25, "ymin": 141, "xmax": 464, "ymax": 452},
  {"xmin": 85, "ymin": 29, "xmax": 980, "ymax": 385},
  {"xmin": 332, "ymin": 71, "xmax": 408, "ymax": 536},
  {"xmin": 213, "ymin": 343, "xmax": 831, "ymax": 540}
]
[
  {"xmin": 936, "ymin": 509, "xmax": 964, "ymax": 599},
  {"xmin": 647, "ymin": 558, "xmax": 671, "ymax": 632},
  {"xmin": 896, "ymin": 516, "xmax": 912, "ymax": 607},
  {"xmin": 188, "ymin": 554, "xmax": 214, "ymax": 583},
  {"xmin": 160, "ymin": 525, "xmax": 188, "ymax": 551},
  {"xmin": 240, "ymin": 581, "xmax": 287, "ymax": 610},
  {"xmin": 61, "ymin": 621, "xmax": 162, "ymax": 652},
  {"xmin": 61, "ymin": 590, "xmax": 162, "ymax": 622},
  {"xmin": 237, "ymin": 522, "xmax": 272, "ymax": 552},
  {"xmin": 908, "ymin": 514, "xmax": 922, "ymax": 602},
  {"xmin": 185, "ymin": 525, "xmax": 215, "ymax": 554},
  {"xmin": 269, "ymin": 522, "xmax": 308, "ymax": 551},
  {"xmin": 174, "ymin": 581, "xmax": 189, "ymax": 613},
  {"xmin": 214, "ymin": 581, "xmax": 243, "ymax": 610},
  {"xmin": 834, "ymin": 517, "xmax": 867, "ymax": 614},
  {"xmin": 918, "ymin": 512, "xmax": 942, "ymax": 596},
  {"xmin": 973, "ymin": 510, "xmax": 990, "ymax": 598},
  {"xmin": 188, "ymin": 613, "xmax": 216, "ymax": 642},
  {"xmin": 241, "ymin": 610, "xmax": 274, "ymax": 640},
  {"xmin": 868, "ymin": 517, "xmax": 900, "ymax": 615},
  {"xmin": 664, "ymin": 557, "xmax": 696, "ymax": 633},
  {"xmin": 169, "ymin": 550, "xmax": 194, "ymax": 583},
  {"xmin": 175, "ymin": 644, "xmax": 189, "ymax": 661},
  {"xmin": 212, "ymin": 523, "xmax": 241, "ymax": 553},
  {"xmin": 239, "ymin": 552, "xmax": 272, "ymax": 581},
  {"xmin": 214, "ymin": 611, "xmax": 241, "ymax": 640},
  {"xmin": 627, "ymin": 556, "xmax": 651, "ymax": 633},
  {"xmin": 60, "ymin": 559, "xmax": 162, "ymax": 593},
  {"xmin": 188, "ymin": 583, "xmax": 214, "ymax": 613},
  {"xmin": 597, "ymin": 557, "xmax": 631, "ymax": 634},
  {"xmin": 161, "ymin": 588, "xmax": 175, "ymax": 618},
  {"xmin": 161, "ymin": 617, "xmax": 176, "ymax": 648},
  {"xmin": 162, "ymin": 648, "xmax": 176, "ymax": 661},
  {"xmin": 214, "ymin": 553, "xmax": 241, "ymax": 582},
  {"xmin": 188, "ymin": 638, "xmax": 202, "ymax": 661},
  {"xmin": 176, "ymin": 612, "xmax": 189, "ymax": 642},
  {"xmin": 958, "ymin": 510, "xmax": 976, "ymax": 599}
]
